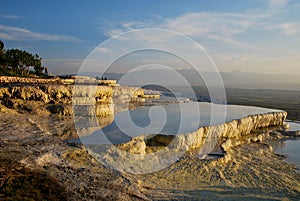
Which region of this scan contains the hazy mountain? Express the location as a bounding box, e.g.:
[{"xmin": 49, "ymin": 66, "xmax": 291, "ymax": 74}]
[{"xmin": 76, "ymin": 69, "xmax": 300, "ymax": 91}]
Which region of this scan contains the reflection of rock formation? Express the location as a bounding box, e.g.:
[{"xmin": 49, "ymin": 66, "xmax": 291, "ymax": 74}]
[
  {"xmin": 74, "ymin": 103, "xmax": 115, "ymax": 137},
  {"xmin": 268, "ymin": 140, "xmax": 286, "ymax": 151},
  {"xmin": 97, "ymin": 114, "xmax": 114, "ymax": 128},
  {"xmin": 73, "ymin": 104, "xmax": 114, "ymax": 117},
  {"xmin": 75, "ymin": 114, "xmax": 115, "ymax": 138}
]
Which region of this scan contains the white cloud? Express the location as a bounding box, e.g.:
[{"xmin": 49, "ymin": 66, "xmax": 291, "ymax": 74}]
[
  {"xmin": 103, "ymin": 5, "xmax": 300, "ymax": 51},
  {"xmin": 0, "ymin": 25, "xmax": 81, "ymax": 42},
  {"xmin": 99, "ymin": 3, "xmax": 300, "ymax": 75},
  {"xmin": 265, "ymin": 22, "xmax": 300, "ymax": 35},
  {"xmin": 277, "ymin": 23, "xmax": 300, "ymax": 35},
  {"xmin": 161, "ymin": 12, "xmax": 262, "ymax": 49},
  {"xmin": 103, "ymin": 11, "xmax": 264, "ymax": 50},
  {"xmin": 105, "ymin": 29, "xmax": 124, "ymax": 37},
  {"xmin": 96, "ymin": 47, "xmax": 110, "ymax": 53},
  {"xmin": 268, "ymin": 0, "xmax": 289, "ymax": 10},
  {"xmin": 2, "ymin": 15, "xmax": 21, "ymax": 19},
  {"xmin": 163, "ymin": 12, "xmax": 250, "ymax": 36}
]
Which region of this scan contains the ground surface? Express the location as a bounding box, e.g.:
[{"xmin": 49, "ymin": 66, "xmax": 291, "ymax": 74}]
[{"xmin": 0, "ymin": 112, "xmax": 299, "ymax": 200}]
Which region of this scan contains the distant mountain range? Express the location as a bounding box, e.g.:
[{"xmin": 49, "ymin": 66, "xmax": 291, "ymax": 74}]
[
  {"xmin": 220, "ymin": 71, "xmax": 300, "ymax": 91},
  {"xmin": 75, "ymin": 69, "xmax": 300, "ymax": 91}
]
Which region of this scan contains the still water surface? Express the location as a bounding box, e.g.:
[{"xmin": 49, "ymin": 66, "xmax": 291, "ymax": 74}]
[
  {"xmin": 271, "ymin": 121, "xmax": 300, "ymax": 169},
  {"xmin": 73, "ymin": 102, "xmax": 300, "ymax": 168},
  {"xmin": 76, "ymin": 102, "xmax": 282, "ymax": 144}
]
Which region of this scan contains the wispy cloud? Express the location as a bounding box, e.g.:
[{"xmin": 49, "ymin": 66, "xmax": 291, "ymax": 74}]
[
  {"xmin": 277, "ymin": 22, "xmax": 300, "ymax": 35},
  {"xmin": 162, "ymin": 12, "xmax": 261, "ymax": 49},
  {"xmin": 104, "ymin": 11, "xmax": 265, "ymax": 50},
  {"xmin": 264, "ymin": 22, "xmax": 300, "ymax": 35},
  {"xmin": 2, "ymin": 15, "xmax": 21, "ymax": 19},
  {"xmin": 268, "ymin": 0, "xmax": 290, "ymax": 10},
  {"xmin": 98, "ymin": 2, "xmax": 299, "ymax": 75},
  {"xmin": 0, "ymin": 25, "xmax": 81, "ymax": 42},
  {"xmin": 104, "ymin": 2, "xmax": 298, "ymax": 50}
]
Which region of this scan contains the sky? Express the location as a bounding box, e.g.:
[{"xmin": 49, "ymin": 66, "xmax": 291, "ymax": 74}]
[{"xmin": 1, "ymin": 0, "xmax": 300, "ymax": 75}]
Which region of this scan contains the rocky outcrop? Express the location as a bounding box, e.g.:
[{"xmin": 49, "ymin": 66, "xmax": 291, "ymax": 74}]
[
  {"xmin": 0, "ymin": 85, "xmax": 145, "ymax": 104},
  {"xmin": 0, "ymin": 76, "xmax": 61, "ymax": 85},
  {"xmin": 0, "ymin": 76, "xmax": 118, "ymax": 86},
  {"xmin": 0, "ymin": 85, "xmax": 146, "ymax": 116},
  {"xmin": 118, "ymin": 111, "xmax": 287, "ymax": 154},
  {"xmin": 0, "ymin": 85, "xmax": 112, "ymax": 104},
  {"xmin": 113, "ymin": 86, "xmax": 144, "ymax": 102}
]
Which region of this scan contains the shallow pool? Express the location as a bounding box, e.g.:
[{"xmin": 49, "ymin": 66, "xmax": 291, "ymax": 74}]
[
  {"xmin": 270, "ymin": 138, "xmax": 300, "ymax": 169},
  {"xmin": 270, "ymin": 121, "xmax": 300, "ymax": 169},
  {"xmin": 75, "ymin": 102, "xmax": 282, "ymax": 144}
]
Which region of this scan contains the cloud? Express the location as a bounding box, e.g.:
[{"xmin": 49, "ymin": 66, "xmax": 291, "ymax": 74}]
[
  {"xmin": 277, "ymin": 23, "xmax": 300, "ymax": 35},
  {"xmin": 103, "ymin": 3, "xmax": 299, "ymax": 51},
  {"xmin": 98, "ymin": 2, "xmax": 300, "ymax": 75},
  {"xmin": 104, "ymin": 11, "xmax": 265, "ymax": 50},
  {"xmin": 105, "ymin": 29, "xmax": 124, "ymax": 37},
  {"xmin": 265, "ymin": 22, "xmax": 300, "ymax": 35},
  {"xmin": 268, "ymin": 0, "xmax": 289, "ymax": 10},
  {"xmin": 96, "ymin": 47, "xmax": 109, "ymax": 52},
  {"xmin": 2, "ymin": 15, "xmax": 21, "ymax": 19},
  {"xmin": 0, "ymin": 25, "xmax": 81, "ymax": 42},
  {"xmin": 163, "ymin": 12, "xmax": 250, "ymax": 36},
  {"xmin": 161, "ymin": 12, "xmax": 262, "ymax": 49}
]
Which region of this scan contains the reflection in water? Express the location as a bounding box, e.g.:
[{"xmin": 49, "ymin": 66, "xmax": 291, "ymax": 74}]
[
  {"xmin": 75, "ymin": 102, "xmax": 282, "ymax": 145},
  {"xmin": 285, "ymin": 121, "xmax": 300, "ymax": 131},
  {"xmin": 72, "ymin": 101, "xmax": 291, "ymax": 174},
  {"xmin": 73, "ymin": 102, "xmax": 145, "ymax": 141},
  {"xmin": 269, "ymin": 138, "xmax": 300, "ymax": 170},
  {"xmin": 96, "ymin": 115, "xmax": 114, "ymax": 128},
  {"xmin": 270, "ymin": 120, "xmax": 300, "ymax": 170}
]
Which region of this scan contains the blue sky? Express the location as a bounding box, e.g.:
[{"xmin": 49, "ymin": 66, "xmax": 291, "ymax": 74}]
[{"xmin": 1, "ymin": 0, "xmax": 300, "ymax": 75}]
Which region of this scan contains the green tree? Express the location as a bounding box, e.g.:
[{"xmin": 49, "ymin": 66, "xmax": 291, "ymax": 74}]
[
  {"xmin": 0, "ymin": 41, "xmax": 45, "ymax": 77},
  {"xmin": 5, "ymin": 49, "xmax": 20, "ymax": 72},
  {"xmin": 5, "ymin": 49, "xmax": 44, "ymax": 75},
  {"xmin": 0, "ymin": 40, "xmax": 6, "ymax": 65},
  {"xmin": 33, "ymin": 54, "xmax": 44, "ymax": 75}
]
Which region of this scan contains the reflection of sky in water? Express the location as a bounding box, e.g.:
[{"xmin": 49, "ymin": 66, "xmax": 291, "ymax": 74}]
[
  {"xmin": 76, "ymin": 102, "xmax": 281, "ymax": 144},
  {"xmin": 271, "ymin": 138, "xmax": 300, "ymax": 170},
  {"xmin": 268, "ymin": 120, "xmax": 300, "ymax": 169},
  {"xmin": 286, "ymin": 121, "xmax": 300, "ymax": 131}
]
